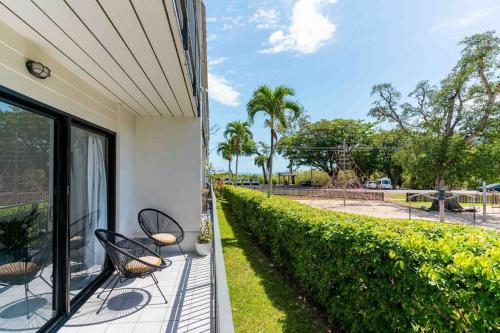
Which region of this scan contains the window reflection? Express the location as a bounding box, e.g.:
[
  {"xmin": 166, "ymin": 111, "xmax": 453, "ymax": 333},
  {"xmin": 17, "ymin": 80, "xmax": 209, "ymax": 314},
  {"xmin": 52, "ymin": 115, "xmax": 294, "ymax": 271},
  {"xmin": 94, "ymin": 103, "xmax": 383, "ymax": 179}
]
[{"xmin": 0, "ymin": 101, "xmax": 54, "ymax": 330}]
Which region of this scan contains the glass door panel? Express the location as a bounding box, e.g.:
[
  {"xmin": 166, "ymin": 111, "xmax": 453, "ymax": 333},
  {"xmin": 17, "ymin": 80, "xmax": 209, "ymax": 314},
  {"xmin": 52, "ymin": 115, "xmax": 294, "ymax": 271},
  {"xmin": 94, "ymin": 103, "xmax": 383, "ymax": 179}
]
[
  {"xmin": 0, "ymin": 101, "xmax": 55, "ymax": 330},
  {"xmin": 69, "ymin": 126, "xmax": 108, "ymax": 299}
]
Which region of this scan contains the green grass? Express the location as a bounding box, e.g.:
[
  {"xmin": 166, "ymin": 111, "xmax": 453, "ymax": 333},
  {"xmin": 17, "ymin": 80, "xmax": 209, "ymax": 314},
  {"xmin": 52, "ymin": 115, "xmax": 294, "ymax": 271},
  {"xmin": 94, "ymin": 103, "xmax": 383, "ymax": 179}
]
[{"xmin": 217, "ymin": 200, "xmax": 331, "ymax": 333}]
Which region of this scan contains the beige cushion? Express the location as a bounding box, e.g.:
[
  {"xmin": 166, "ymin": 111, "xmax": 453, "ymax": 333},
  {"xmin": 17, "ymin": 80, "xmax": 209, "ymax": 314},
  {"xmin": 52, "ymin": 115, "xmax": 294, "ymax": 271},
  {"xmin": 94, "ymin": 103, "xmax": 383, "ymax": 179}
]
[
  {"xmin": 0, "ymin": 262, "xmax": 38, "ymax": 278},
  {"xmin": 70, "ymin": 235, "xmax": 83, "ymax": 242},
  {"xmin": 125, "ymin": 256, "xmax": 162, "ymax": 274},
  {"xmin": 151, "ymin": 233, "xmax": 177, "ymax": 245}
]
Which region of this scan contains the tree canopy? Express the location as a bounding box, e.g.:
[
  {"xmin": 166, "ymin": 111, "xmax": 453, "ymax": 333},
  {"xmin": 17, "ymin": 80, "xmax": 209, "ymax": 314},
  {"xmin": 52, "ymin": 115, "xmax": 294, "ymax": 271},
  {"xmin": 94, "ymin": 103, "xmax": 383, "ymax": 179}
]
[
  {"xmin": 278, "ymin": 119, "xmax": 376, "ymax": 177},
  {"xmin": 369, "ymin": 31, "xmax": 500, "ymax": 188}
]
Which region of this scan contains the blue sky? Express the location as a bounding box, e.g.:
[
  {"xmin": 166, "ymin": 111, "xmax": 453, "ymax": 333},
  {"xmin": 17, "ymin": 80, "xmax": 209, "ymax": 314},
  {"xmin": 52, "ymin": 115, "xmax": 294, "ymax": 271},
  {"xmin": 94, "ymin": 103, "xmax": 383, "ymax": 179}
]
[{"xmin": 206, "ymin": 0, "xmax": 500, "ymax": 174}]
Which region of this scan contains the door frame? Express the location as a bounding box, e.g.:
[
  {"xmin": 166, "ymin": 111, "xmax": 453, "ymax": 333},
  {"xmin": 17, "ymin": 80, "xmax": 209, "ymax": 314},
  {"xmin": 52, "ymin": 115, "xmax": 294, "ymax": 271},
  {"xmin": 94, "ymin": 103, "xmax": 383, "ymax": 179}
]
[{"xmin": 0, "ymin": 85, "xmax": 116, "ymax": 332}]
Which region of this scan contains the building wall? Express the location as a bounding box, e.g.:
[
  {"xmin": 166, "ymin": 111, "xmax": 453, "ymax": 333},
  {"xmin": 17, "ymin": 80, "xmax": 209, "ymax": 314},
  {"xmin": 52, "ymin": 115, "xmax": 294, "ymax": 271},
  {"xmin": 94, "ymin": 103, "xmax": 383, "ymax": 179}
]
[
  {"xmin": 115, "ymin": 106, "xmax": 137, "ymax": 236},
  {"xmin": 0, "ymin": 21, "xmax": 117, "ymax": 131},
  {"xmin": 134, "ymin": 117, "xmax": 203, "ymax": 251},
  {"xmin": 0, "ymin": 22, "xmax": 203, "ymax": 251}
]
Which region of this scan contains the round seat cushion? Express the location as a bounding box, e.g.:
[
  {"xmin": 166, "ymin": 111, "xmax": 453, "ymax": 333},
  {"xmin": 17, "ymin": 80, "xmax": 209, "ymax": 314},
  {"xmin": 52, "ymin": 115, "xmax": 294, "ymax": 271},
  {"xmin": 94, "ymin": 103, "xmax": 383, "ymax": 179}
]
[
  {"xmin": 0, "ymin": 262, "xmax": 38, "ymax": 278},
  {"xmin": 70, "ymin": 235, "xmax": 84, "ymax": 249},
  {"xmin": 151, "ymin": 233, "xmax": 177, "ymax": 245},
  {"xmin": 125, "ymin": 256, "xmax": 162, "ymax": 274}
]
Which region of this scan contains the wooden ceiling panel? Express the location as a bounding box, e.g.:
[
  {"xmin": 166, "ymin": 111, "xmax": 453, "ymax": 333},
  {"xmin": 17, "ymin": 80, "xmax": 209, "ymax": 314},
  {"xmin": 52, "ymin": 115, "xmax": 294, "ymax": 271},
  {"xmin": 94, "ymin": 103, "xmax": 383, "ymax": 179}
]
[
  {"xmin": 132, "ymin": 0, "xmax": 196, "ymax": 117},
  {"xmin": 0, "ymin": 0, "xmax": 144, "ymax": 115},
  {"xmin": 98, "ymin": 0, "xmax": 183, "ymax": 117},
  {"xmin": 0, "ymin": 0, "xmax": 195, "ymax": 118}
]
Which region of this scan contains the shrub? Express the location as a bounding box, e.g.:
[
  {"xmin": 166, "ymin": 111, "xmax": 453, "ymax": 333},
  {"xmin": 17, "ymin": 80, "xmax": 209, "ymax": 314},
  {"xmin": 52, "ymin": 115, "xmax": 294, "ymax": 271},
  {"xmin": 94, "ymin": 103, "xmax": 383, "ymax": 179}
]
[{"xmin": 223, "ymin": 187, "xmax": 500, "ymax": 332}]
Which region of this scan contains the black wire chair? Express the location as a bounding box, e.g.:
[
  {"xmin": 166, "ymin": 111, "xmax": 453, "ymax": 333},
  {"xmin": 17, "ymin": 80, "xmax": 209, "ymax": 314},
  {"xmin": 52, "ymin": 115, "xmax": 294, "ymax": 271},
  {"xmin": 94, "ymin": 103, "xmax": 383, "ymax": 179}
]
[
  {"xmin": 0, "ymin": 231, "xmax": 52, "ymax": 319},
  {"xmin": 94, "ymin": 229, "xmax": 168, "ymax": 314},
  {"xmin": 138, "ymin": 209, "xmax": 186, "ymax": 260}
]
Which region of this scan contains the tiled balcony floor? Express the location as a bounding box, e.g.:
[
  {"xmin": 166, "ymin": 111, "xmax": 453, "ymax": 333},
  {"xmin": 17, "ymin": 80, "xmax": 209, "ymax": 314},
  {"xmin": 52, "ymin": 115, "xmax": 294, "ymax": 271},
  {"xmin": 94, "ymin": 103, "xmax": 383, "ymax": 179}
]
[{"xmin": 60, "ymin": 252, "xmax": 213, "ymax": 333}]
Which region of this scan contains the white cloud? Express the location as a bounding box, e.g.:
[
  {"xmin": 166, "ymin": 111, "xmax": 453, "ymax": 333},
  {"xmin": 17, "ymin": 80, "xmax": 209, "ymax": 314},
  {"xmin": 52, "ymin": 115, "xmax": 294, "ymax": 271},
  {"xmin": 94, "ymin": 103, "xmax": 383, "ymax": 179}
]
[
  {"xmin": 250, "ymin": 8, "xmax": 279, "ymax": 29},
  {"xmin": 207, "ymin": 17, "xmax": 218, "ymax": 23},
  {"xmin": 260, "ymin": 0, "xmax": 337, "ymax": 54},
  {"xmin": 431, "ymin": 9, "xmax": 491, "ymax": 30},
  {"xmin": 207, "ymin": 33, "xmax": 218, "ymax": 42},
  {"xmin": 208, "ymin": 73, "xmax": 240, "ymax": 107},
  {"xmin": 222, "ymin": 16, "xmax": 246, "ymax": 30},
  {"xmin": 208, "ymin": 57, "xmax": 226, "ymax": 67}
]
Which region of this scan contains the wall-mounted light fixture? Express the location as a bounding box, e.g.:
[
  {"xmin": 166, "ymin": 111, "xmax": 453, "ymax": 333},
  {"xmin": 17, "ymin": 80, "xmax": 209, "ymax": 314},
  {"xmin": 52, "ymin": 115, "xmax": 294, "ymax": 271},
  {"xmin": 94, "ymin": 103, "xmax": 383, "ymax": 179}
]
[{"xmin": 26, "ymin": 60, "xmax": 51, "ymax": 79}]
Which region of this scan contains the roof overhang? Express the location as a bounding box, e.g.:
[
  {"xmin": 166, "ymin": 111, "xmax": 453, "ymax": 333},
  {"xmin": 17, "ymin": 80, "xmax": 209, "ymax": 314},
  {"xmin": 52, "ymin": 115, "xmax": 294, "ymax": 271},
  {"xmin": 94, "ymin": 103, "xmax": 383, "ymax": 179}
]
[{"xmin": 0, "ymin": 0, "xmax": 197, "ymax": 118}]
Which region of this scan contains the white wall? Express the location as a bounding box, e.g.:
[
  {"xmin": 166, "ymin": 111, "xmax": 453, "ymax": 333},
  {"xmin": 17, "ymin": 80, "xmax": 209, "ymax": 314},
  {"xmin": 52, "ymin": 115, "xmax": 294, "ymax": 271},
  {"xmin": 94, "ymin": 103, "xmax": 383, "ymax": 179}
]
[
  {"xmin": 115, "ymin": 106, "xmax": 137, "ymax": 236},
  {"xmin": 0, "ymin": 20, "xmax": 203, "ymax": 252},
  {"xmin": 134, "ymin": 117, "xmax": 203, "ymax": 251},
  {"xmin": 0, "ymin": 21, "xmax": 117, "ymax": 131}
]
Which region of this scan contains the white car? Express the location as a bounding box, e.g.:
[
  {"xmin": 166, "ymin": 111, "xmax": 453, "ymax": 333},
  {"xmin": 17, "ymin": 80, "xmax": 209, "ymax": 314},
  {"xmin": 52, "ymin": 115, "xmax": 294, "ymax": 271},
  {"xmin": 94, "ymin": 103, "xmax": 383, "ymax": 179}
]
[
  {"xmin": 236, "ymin": 179, "xmax": 242, "ymax": 185},
  {"xmin": 251, "ymin": 179, "xmax": 260, "ymax": 185},
  {"xmin": 242, "ymin": 179, "xmax": 251, "ymax": 185},
  {"xmin": 365, "ymin": 181, "xmax": 377, "ymax": 190},
  {"xmin": 224, "ymin": 177, "xmax": 232, "ymax": 185}
]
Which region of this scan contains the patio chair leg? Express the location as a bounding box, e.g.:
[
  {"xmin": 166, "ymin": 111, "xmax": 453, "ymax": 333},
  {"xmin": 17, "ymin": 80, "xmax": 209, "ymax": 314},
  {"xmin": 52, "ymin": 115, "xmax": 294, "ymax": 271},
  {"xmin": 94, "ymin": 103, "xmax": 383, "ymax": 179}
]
[
  {"xmin": 97, "ymin": 273, "xmax": 118, "ymax": 299},
  {"xmin": 177, "ymin": 244, "xmax": 187, "ymax": 260},
  {"xmin": 96, "ymin": 275, "xmax": 120, "ymax": 314},
  {"xmin": 151, "ymin": 273, "xmax": 168, "ymax": 304}
]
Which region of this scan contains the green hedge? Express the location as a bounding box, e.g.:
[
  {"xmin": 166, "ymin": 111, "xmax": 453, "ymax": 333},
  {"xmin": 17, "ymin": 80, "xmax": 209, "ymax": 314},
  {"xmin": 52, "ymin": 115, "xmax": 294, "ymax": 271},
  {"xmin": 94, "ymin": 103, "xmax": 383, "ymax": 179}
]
[{"xmin": 222, "ymin": 187, "xmax": 500, "ymax": 332}]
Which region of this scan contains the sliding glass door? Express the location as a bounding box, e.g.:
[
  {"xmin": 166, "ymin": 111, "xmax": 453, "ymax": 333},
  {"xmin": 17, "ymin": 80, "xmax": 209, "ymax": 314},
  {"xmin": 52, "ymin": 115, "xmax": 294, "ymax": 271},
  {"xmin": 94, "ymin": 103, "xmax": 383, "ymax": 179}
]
[
  {"xmin": 0, "ymin": 87, "xmax": 115, "ymax": 332},
  {"xmin": 0, "ymin": 101, "xmax": 55, "ymax": 331},
  {"xmin": 69, "ymin": 126, "xmax": 108, "ymax": 299}
]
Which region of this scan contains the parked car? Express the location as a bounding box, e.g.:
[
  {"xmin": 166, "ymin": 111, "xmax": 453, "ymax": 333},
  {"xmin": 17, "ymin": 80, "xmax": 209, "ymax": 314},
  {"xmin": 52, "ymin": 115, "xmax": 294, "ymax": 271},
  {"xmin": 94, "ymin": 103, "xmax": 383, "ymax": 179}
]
[
  {"xmin": 242, "ymin": 179, "xmax": 251, "ymax": 185},
  {"xmin": 224, "ymin": 177, "xmax": 232, "ymax": 185},
  {"xmin": 236, "ymin": 179, "xmax": 242, "ymax": 185},
  {"xmin": 376, "ymin": 177, "xmax": 392, "ymax": 190},
  {"xmin": 364, "ymin": 181, "xmax": 377, "ymax": 190},
  {"xmin": 300, "ymin": 180, "xmax": 317, "ymax": 187},
  {"xmin": 478, "ymin": 183, "xmax": 500, "ymax": 192},
  {"xmin": 251, "ymin": 179, "xmax": 260, "ymax": 185}
]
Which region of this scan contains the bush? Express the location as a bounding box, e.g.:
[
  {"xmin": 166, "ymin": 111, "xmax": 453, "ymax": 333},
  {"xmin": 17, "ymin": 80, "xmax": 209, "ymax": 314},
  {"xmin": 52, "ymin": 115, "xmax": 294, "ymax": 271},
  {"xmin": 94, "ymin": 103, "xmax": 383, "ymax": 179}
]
[
  {"xmin": 223, "ymin": 187, "xmax": 500, "ymax": 332},
  {"xmin": 294, "ymin": 169, "xmax": 331, "ymax": 186}
]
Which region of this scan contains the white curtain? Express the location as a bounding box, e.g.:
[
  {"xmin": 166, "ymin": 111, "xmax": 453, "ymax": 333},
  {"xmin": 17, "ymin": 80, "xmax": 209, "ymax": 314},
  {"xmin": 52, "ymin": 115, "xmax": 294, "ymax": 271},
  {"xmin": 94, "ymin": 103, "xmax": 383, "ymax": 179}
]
[{"xmin": 86, "ymin": 133, "xmax": 107, "ymax": 270}]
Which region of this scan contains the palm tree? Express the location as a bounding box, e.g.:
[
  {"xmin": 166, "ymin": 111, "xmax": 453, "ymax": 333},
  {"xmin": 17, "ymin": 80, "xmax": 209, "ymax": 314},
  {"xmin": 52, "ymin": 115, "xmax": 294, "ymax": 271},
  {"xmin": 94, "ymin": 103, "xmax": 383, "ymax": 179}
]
[
  {"xmin": 254, "ymin": 142, "xmax": 270, "ymax": 184},
  {"xmin": 216, "ymin": 141, "xmax": 234, "ymax": 175},
  {"xmin": 254, "ymin": 155, "xmax": 268, "ymax": 184},
  {"xmin": 247, "ymin": 85, "xmax": 302, "ymax": 197},
  {"xmin": 223, "ymin": 121, "xmax": 254, "ymax": 185}
]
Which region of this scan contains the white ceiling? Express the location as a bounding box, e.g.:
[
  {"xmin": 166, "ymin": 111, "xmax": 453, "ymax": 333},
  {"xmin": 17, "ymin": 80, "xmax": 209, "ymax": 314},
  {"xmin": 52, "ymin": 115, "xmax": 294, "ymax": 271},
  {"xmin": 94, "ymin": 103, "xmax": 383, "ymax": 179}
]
[{"xmin": 0, "ymin": 0, "xmax": 196, "ymax": 117}]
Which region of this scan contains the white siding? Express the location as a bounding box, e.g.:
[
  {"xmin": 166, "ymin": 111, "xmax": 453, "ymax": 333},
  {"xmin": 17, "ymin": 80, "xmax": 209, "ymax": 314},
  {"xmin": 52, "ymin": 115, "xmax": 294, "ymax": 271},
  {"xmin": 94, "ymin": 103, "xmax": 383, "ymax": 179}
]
[
  {"xmin": 0, "ymin": 23, "xmax": 203, "ymax": 251},
  {"xmin": 115, "ymin": 105, "xmax": 137, "ymax": 236},
  {"xmin": 134, "ymin": 117, "xmax": 203, "ymax": 251}
]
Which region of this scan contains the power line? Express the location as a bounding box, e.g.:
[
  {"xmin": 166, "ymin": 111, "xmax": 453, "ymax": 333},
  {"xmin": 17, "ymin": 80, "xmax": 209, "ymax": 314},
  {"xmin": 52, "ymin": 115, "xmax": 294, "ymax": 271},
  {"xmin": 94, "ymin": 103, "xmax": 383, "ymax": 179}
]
[{"xmin": 276, "ymin": 145, "xmax": 398, "ymax": 152}]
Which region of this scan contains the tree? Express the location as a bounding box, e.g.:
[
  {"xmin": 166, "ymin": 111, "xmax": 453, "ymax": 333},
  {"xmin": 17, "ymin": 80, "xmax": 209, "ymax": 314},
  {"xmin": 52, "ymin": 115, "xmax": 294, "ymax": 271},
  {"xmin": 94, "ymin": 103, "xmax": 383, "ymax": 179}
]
[
  {"xmin": 254, "ymin": 142, "xmax": 270, "ymax": 184},
  {"xmin": 223, "ymin": 121, "xmax": 254, "ymax": 185},
  {"xmin": 247, "ymin": 85, "xmax": 302, "ymax": 197},
  {"xmin": 278, "ymin": 119, "xmax": 375, "ymax": 177},
  {"xmin": 216, "ymin": 141, "xmax": 234, "ymax": 175},
  {"xmin": 371, "ymin": 130, "xmax": 404, "ymax": 187},
  {"xmin": 370, "ymin": 31, "xmax": 500, "ymax": 190},
  {"xmin": 276, "ymin": 109, "xmax": 309, "ymax": 174},
  {"xmin": 0, "ymin": 106, "xmax": 52, "ymax": 192}
]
